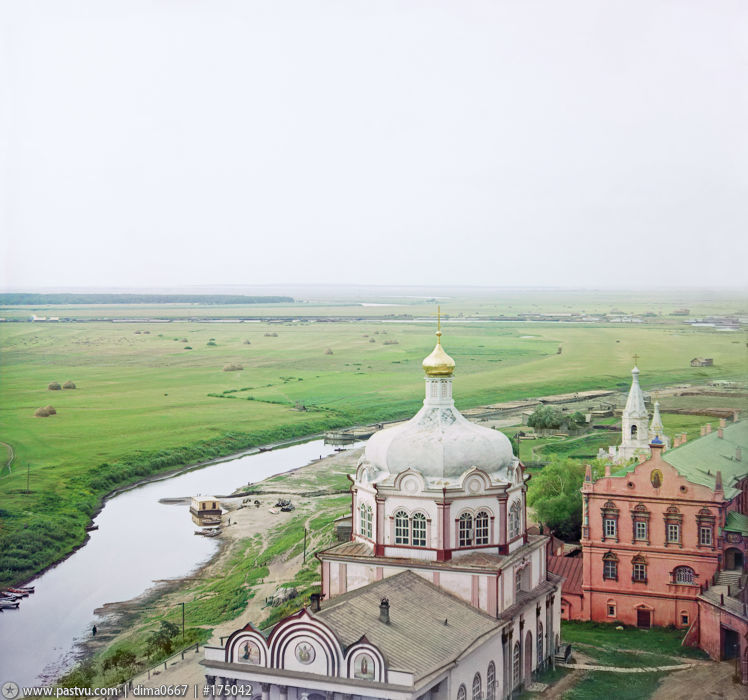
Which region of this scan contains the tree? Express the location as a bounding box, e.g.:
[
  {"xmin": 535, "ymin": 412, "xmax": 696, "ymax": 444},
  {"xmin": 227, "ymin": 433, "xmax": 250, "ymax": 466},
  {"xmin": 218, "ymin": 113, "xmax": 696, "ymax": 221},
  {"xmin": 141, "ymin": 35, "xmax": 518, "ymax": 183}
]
[
  {"xmin": 526, "ymin": 456, "xmax": 585, "ymax": 540},
  {"xmin": 569, "ymin": 411, "xmax": 587, "ymax": 427},
  {"xmin": 527, "ymin": 405, "xmax": 564, "ymax": 430},
  {"xmin": 146, "ymin": 620, "xmax": 180, "ymax": 658}
]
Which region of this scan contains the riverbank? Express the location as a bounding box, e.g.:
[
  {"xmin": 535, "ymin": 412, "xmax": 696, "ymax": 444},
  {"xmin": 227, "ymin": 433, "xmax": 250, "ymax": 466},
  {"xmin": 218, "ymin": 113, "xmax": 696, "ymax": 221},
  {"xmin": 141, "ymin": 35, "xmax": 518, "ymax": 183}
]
[{"xmin": 57, "ymin": 447, "xmax": 360, "ymax": 690}]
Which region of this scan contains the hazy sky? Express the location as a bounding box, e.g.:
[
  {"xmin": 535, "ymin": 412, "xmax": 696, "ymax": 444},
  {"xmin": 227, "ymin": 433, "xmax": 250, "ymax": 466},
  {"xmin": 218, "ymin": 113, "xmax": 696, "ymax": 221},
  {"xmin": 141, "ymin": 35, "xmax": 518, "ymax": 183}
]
[{"xmin": 2, "ymin": 1, "xmax": 747, "ymax": 290}]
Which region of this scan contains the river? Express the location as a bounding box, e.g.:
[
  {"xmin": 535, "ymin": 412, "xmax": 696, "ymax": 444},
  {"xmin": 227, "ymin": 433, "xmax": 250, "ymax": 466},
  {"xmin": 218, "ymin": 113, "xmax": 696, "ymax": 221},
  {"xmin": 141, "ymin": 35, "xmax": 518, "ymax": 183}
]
[{"xmin": 0, "ymin": 439, "xmax": 343, "ymax": 689}]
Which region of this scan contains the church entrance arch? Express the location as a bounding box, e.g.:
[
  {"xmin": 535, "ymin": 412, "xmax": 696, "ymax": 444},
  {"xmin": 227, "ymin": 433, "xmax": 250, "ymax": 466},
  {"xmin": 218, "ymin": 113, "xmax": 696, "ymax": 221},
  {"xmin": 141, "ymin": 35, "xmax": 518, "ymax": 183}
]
[{"xmin": 724, "ymin": 548, "xmax": 744, "ymax": 571}]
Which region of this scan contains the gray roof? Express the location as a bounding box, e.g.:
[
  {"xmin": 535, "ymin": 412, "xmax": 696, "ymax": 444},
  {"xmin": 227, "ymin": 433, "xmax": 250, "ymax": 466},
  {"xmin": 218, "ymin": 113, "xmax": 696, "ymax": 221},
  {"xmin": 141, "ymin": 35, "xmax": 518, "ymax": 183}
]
[{"xmin": 314, "ymin": 570, "xmax": 500, "ymax": 682}]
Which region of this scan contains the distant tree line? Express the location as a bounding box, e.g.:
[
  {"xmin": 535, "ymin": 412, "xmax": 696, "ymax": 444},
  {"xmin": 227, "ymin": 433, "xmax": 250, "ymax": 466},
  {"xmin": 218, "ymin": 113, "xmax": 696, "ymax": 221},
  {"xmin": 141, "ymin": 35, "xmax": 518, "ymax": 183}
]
[{"xmin": 0, "ymin": 293, "xmax": 294, "ymax": 305}]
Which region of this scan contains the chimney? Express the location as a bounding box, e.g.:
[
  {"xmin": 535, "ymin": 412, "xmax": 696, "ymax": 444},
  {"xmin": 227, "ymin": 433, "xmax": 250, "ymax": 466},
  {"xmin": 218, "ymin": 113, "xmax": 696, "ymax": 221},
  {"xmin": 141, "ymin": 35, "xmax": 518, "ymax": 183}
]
[
  {"xmin": 733, "ymin": 410, "xmax": 740, "ymax": 423},
  {"xmin": 715, "ymin": 470, "xmax": 723, "ymax": 494},
  {"xmin": 673, "ymin": 435, "xmax": 681, "ymax": 448},
  {"xmin": 718, "ymin": 427, "xmax": 724, "ymax": 439},
  {"xmin": 379, "ymin": 597, "xmax": 390, "ymax": 624},
  {"xmin": 736, "ymin": 447, "xmax": 742, "ymax": 462},
  {"xmin": 706, "ymin": 423, "xmax": 712, "ymax": 434},
  {"xmin": 584, "ymin": 464, "xmax": 593, "ymax": 483},
  {"xmin": 310, "ymin": 593, "xmax": 321, "ymax": 613},
  {"xmin": 719, "ymin": 418, "xmax": 727, "ymax": 429},
  {"xmin": 681, "ymin": 432, "xmax": 688, "ymax": 444},
  {"xmin": 700, "ymin": 425, "xmax": 706, "ymax": 437},
  {"xmin": 605, "ymin": 463, "xmax": 611, "ymax": 477}
]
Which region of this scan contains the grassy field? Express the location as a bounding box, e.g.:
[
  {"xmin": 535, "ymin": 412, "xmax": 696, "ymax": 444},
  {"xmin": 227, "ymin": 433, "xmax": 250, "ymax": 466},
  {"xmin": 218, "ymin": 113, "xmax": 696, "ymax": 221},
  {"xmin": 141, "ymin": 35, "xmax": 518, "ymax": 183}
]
[
  {"xmin": 0, "ymin": 313, "xmax": 745, "ymax": 586},
  {"xmin": 558, "ymin": 621, "xmax": 708, "ymax": 699}
]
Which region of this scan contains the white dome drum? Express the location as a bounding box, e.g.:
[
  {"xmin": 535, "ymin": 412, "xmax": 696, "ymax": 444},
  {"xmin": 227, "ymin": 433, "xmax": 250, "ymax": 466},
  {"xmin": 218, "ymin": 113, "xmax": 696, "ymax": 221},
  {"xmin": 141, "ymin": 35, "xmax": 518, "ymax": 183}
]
[{"xmin": 359, "ymin": 328, "xmax": 515, "ymax": 485}]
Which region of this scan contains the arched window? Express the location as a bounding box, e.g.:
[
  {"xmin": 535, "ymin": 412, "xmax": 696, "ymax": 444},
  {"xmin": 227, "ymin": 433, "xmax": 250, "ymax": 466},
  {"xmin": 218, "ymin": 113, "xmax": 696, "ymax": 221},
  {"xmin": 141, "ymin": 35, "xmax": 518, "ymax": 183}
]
[
  {"xmin": 674, "ymin": 566, "xmax": 695, "ymax": 584},
  {"xmin": 359, "ymin": 503, "xmax": 372, "ymax": 539},
  {"xmin": 486, "ymin": 661, "xmax": 496, "ymax": 700},
  {"xmin": 537, "ymin": 621, "xmax": 543, "ymax": 665},
  {"xmin": 456, "ymin": 684, "xmax": 466, "ymax": 700},
  {"xmin": 602, "ymin": 551, "xmax": 618, "ymax": 580},
  {"xmin": 632, "ymin": 554, "xmax": 647, "ymax": 582},
  {"xmin": 412, "ymin": 512, "xmax": 427, "ymax": 547},
  {"xmin": 459, "ymin": 512, "xmax": 473, "ymax": 547},
  {"xmin": 509, "ymin": 501, "xmax": 521, "ymax": 540},
  {"xmin": 512, "ymin": 641, "xmax": 521, "ymax": 689},
  {"xmin": 475, "ymin": 511, "xmax": 490, "ymax": 545},
  {"xmin": 631, "ymin": 424, "xmax": 638, "ymax": 437},
  {"xmin": 394, "ymin": 510, "xmax": 409, "ymax": 545},
  {"xmin": 472, "ymin": 673, "xmax": 481, "ymax": 700}
]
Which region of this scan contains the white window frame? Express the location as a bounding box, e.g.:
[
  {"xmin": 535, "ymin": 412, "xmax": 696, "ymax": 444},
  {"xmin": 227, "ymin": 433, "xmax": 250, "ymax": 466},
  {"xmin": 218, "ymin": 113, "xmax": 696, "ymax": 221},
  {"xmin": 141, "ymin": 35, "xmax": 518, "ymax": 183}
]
[
  {"xmin": 667, "ymin": 523, "xmax": 680, "ymax": 544},
  {"xmin": 475, "ymin": 510, "xmax": 489, "ymax": 545},
  {"xmin": 486, "ymin": 662, "xmax": 495, "ymax": 700},
  {"xmin": 472, "ymin": 673, "xmax": 481, "ymax": 700},
  {"xmin": 699, "ymin": 526, "xmax": 712, "ymax": 546},
  {"xmin": 394, "ymin": 510, "xmax": 409, "ymax": 545},
  {"xmin": 459, "ymin": 513, "xmax": 473, "ymax": 547},
  {"xmin": 604, "ymin": 518, "xmax": 617, "ymax": 538},
  {"xmin": 635, "ymin": 521, "xmax": 648, "ymax": 540},
  {"xmin": 674, "ymin": 566, "xmax": 694, "ymax": 584},
  {"xmin": 360, "ymin": 503, "xmax": 372, "ymax": 539},
  {"xmin": 412, "ymin": 512, "xmax": 427, "ymax": 547}
]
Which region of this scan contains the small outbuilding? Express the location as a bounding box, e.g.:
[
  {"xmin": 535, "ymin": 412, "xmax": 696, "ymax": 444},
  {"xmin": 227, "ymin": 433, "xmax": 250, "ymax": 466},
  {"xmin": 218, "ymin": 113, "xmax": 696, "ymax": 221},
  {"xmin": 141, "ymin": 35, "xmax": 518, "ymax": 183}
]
[
  {"xmin": 690, "ymin": 357, "xmax": 714, "ymax": 367},
  {"xmin": 190, "ymin": 496, "xmax": 222, "ymax": 519}
]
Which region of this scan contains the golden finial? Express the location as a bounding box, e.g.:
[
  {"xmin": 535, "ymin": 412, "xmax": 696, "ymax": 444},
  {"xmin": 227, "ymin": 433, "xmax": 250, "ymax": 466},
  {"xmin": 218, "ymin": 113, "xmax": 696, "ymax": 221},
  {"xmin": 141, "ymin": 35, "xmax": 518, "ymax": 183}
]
[{"xmin": 423, "ymin": 305, "xmax": 455, "ymax": 376}]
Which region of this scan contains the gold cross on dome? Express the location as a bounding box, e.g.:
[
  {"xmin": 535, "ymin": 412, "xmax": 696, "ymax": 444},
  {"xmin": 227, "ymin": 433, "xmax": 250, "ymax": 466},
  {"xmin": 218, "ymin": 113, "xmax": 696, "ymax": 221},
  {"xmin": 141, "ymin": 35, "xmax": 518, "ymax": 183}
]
[{"xmin": 633, "ymin": 353, "xmax": 640, "ymax": 365}]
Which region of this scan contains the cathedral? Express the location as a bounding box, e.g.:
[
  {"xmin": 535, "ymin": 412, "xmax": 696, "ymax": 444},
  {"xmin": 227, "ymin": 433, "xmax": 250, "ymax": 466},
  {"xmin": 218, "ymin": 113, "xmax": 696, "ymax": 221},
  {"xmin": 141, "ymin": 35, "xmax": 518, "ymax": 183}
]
[
  {"xmin": 599, "ymin": 365, "xmax": 669, "ymax": 464},
  {"xmin": 202, "ymin": 329, "xmax": 562, "ymax": 699}
]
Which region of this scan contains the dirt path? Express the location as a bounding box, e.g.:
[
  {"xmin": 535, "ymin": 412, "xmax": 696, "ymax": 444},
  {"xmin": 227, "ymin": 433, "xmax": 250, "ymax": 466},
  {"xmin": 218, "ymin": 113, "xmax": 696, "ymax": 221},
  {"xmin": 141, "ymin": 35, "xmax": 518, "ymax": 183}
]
[
  {"xmin": 650, "ymin": 660, "xmax": 745, "ymax": 699},
  {"xmin": 0, "ymin": 440, "xmax": 15, "ymax": 476}
]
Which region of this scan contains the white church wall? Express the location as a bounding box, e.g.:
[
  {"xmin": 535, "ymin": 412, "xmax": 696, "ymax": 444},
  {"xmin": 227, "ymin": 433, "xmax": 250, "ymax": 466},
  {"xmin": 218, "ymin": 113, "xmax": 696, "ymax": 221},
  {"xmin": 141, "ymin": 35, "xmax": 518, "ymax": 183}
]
[
  {"xmin": 346, "ymin": 562, "xmax": 379, "ymax": 591},
  {"xmin": 438, "ymin": 570, "xmax": 473, "ymax": 603},
  {"xmin": 383, "ymin": 545, "xmax": 436, "ymax": 561},
  {"xmin": 445, "ymin": 633, "xmax": 502, "ymax": 700}
]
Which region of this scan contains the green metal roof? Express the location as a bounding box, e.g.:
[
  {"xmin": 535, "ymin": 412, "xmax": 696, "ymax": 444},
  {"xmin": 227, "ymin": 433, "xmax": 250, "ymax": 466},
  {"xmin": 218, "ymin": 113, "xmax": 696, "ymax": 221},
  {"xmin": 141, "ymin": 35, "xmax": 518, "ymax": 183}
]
[
  {"xmin": 663, "ymin": 421, "xmax": 748, "ymax": 499},
  {"xmin": 725, "ymin": 510, "xmax": 748, "ymax": 535}
]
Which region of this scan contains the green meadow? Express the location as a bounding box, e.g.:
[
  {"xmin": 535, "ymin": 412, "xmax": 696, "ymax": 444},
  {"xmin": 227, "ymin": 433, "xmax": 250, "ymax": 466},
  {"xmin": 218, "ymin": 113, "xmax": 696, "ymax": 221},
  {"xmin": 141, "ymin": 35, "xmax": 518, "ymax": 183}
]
[{"xmin": 0, "ymin": 312, "xmax": 745, "ymax": 586}]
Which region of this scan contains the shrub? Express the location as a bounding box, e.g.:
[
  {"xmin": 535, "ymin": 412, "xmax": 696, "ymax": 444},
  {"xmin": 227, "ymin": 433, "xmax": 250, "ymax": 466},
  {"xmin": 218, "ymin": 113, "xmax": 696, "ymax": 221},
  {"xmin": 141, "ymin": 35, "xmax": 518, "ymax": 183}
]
[
  {"xmin": 369, "ymin": 338, "xmax": 375, "ymax": 343},
  {"xmin": 243, "ymin": 339, "xmax": 251, "ymax": 345},
  {"xmin": 34, "ymin": 406, "xmax": 56, "ymax": 417},
  {"xmin": 383, "ymin": 339, "xmax": 399, "ymax": 345},
  {"xmin": 223, "ymin": 363, "xmax": 244, "ymax": 372},
  {"xmin": 48, "ymin": 382, "xmax": 61, "ymax": 390},
  {"xmin": 184, "ymin": 346, "xmax": 192, "ymax": 350},
  {"xmin": 62, "ymin": 381, "xmax": 76, "ymax": 389},
  {"xmin": 264, "ymin": 332, "xmax": 278, "ymax": 337},
  {"xmin": 180, "ymin": 338, "xmax": 188, "ymax": 342},
  {"xmin": 207, "ymin": 340, "xmax": 217, "ymax": 346},
  {"xmin": 325, "ymin": 348, "xmax": 333, "ymax": 355}
]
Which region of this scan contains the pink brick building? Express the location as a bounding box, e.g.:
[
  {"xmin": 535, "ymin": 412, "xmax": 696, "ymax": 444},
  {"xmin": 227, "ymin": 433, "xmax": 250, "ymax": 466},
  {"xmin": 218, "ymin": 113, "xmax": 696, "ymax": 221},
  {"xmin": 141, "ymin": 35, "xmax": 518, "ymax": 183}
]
[{"xmin": 578, "ymin": 419, "xmax": 748, "ymax": 683}]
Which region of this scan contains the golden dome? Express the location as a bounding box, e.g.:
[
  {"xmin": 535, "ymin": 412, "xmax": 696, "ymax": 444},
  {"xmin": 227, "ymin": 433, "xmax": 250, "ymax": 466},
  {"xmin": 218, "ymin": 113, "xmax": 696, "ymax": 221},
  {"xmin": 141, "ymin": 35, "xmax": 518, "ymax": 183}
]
[{"xmin": 422, "ymin": 331, "xmax": 455, "ymax": 376}]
